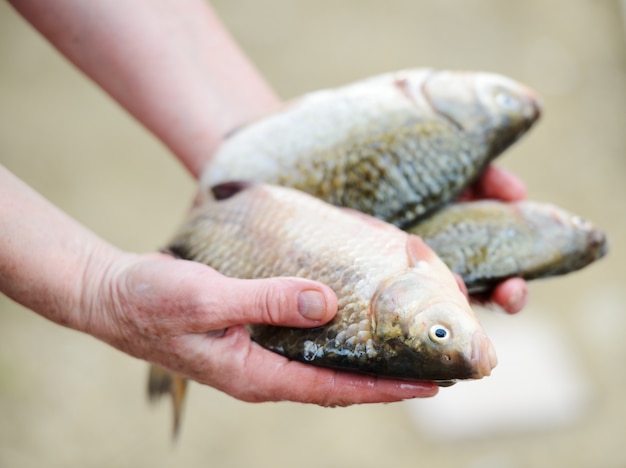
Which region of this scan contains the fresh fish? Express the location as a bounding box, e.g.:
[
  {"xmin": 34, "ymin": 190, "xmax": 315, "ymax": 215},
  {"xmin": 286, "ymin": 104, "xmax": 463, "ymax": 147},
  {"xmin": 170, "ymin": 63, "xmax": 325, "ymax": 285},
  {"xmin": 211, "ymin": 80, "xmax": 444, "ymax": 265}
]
[
  {"xmin": 168, "ymin": 182, "xmax": 497, "ymax": 382},
  {"xmin": 201, "ymin": 69, "xmax": 541, "ymax": 228},
  {"xmin": 151, "ymin": 182, "xmax": 497, "ymax": 435},
  {"xmin": 411, "ymin": 200, "xmax": 608, "ymax": 293}
]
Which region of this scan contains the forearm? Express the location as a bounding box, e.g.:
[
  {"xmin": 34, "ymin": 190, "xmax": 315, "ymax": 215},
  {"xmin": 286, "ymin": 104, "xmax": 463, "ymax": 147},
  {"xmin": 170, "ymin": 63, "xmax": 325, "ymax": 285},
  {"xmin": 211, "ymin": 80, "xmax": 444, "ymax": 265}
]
[
  {"xmin": 0, "ymin": 165, "xmax": 119, "ymax": 331},
  {"xmin": 8, "ymin": 0, "xmax": 280, "ymax": 178}
]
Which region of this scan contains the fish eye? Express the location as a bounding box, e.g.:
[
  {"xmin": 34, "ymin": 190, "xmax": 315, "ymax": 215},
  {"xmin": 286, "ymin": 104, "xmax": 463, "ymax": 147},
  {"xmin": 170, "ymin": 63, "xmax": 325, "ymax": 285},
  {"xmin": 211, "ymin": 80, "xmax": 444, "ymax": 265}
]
[
  {"xmin": 495, "ymin": 91, "xmax": 519, "ymax": 111},
  {"xmin": 428, "ymin": 324, "xmax": 451, "ymax": 344}
]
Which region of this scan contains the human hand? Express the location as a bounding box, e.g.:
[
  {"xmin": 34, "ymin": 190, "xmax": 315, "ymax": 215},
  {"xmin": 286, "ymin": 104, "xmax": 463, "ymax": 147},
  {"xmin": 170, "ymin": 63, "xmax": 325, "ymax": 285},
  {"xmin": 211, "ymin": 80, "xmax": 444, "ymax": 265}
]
[
  {"xmin": 83, "ymin": 252, "xmax": 438, "ymax": 405},
  {"xmin": 458, "ymin": 164, "xmax": 528, "ymax": 313},
  {"xmin": 5, "ymin": 0, "xmax": 439, "ymax": 412}
]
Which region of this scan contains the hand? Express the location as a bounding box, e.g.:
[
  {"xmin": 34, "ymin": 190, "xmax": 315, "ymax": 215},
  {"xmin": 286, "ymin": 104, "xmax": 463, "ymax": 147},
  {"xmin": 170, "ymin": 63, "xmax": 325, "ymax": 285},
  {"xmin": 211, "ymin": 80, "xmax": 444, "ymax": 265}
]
[
  {"xmin": 5, "ymin": 0, "xmax": 439, "ymax": 407},
  {"xmin": 84, "ymin": 252, "xmax": 438, "ymax": 405},
  {"xmin": 458, "ymin": 164, "xmax": 528, "ymax": 314}
]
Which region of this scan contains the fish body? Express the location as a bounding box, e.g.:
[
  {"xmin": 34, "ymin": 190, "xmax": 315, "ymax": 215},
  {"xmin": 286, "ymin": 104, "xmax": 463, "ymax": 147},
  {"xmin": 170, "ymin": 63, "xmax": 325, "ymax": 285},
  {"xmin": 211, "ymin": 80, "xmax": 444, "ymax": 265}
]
[
  {"xmin": 411, "ymin": 200, "xmax": 608, "ymax": 293},
  {"xmin": 168, "ymin": 183, "xmax": 496, "ymax": 382},
  {"xmin": 201, "ymin": 69, "xmax": 541, "ymax": 228}
]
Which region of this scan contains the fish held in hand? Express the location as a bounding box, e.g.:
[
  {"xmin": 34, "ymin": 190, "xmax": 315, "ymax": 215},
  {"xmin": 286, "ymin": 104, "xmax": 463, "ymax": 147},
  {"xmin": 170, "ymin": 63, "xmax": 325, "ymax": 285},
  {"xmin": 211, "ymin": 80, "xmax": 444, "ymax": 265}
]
[
  {"xmin": 201, "ymin": 69, "xmax": 541, "ymax": 228},
  {"xmin": 411, "ymin": 200, "xmax": 608, "ymax": 293},
  {"xmin": 168, "ymin": 182, "xmax": 497, "ymax": 382}
]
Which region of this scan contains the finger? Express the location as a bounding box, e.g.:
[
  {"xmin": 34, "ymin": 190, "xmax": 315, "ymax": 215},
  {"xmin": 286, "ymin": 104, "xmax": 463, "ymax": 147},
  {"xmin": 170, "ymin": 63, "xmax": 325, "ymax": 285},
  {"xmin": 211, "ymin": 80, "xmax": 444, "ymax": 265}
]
[
  {"xmin": 480, "ymin": 165, "xmax": 527, "ymax": 201},
  {"xmin": 186, "ymin": 327, "xmax": 439, "ymax": 405},
  {"xmin": 204, "ymin": 275, "xmax": 339, "ymax": 328},
  {"xmin": 120, "ymin": 255, "xmax": 337, "ymax": 336},
  {"xmin": 461, "ymin": 165, "xmax": 527, "ymax": 202},
  {"xmin": 489, "ymin": 277, "xmax": 528, "ymax": 314},
  {"xmin": 149, "ymin": 257, "xmax": 338, "ymax": 330}
]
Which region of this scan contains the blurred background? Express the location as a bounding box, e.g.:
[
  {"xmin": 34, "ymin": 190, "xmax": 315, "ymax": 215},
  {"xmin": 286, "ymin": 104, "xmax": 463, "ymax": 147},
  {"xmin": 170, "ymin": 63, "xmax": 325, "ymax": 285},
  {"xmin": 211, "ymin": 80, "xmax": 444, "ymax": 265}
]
[{"xmin": 1, "ymin": 0, "xmax": 625, "ymax": 466}]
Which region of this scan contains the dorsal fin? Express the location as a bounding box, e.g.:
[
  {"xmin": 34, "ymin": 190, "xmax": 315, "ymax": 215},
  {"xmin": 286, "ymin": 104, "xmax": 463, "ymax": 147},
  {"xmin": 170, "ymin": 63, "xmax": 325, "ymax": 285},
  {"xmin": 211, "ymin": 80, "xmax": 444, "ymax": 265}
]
[
  {"xmin": 405, "ymin": 234, "xmax": 436, "ymax": 267},
  {"xmin": 406, "ymin": 234, "xmax": 468, "ymax": 296},
  {"xmin": 211, "ymin": 181, "xmax": 252, "ymax": 200}
]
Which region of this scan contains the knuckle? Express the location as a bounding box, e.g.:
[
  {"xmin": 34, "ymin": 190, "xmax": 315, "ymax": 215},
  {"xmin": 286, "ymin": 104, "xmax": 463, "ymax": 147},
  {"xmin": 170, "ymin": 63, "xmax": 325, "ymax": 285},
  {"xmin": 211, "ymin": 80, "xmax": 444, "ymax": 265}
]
[{"xmin": 254, "ymin": 280, "xmax": 293, "ymax": 325}]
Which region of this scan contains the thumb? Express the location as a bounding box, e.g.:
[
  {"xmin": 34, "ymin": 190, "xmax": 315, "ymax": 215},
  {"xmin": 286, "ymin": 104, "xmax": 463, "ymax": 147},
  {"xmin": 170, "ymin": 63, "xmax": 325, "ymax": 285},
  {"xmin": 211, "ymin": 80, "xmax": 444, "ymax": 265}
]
[
  {"xmin": 211, "ymin": 275, "xmax": 339, "ymax": 328},
  {"xmin": 127, "ymin": 256, "xmax": 339, "ymax": 332}
]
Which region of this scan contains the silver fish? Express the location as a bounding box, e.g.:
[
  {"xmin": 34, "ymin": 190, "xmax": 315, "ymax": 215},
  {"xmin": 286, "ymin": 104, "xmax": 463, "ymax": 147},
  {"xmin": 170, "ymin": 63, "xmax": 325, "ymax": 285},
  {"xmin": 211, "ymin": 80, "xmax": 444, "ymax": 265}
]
[
  {"xmin": 168, "ymin": 182, "xmax": 497, "ymax": 382},
  {"xmin": 411, "ymin": 200, "xmax": 608, "ymax": 293},
  {"xmin": 201, "ymin": 69, "xmax": 541, "ymax": 228}
]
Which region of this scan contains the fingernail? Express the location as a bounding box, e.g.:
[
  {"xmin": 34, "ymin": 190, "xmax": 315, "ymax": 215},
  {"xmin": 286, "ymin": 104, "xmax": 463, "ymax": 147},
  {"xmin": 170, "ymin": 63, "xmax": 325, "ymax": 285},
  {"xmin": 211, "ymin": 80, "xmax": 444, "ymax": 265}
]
[
  {"xmin": 505, "ymin": 287, "xmax": 527, "ymax": 314},
  {"xmin": 298, "ymin": 290, "xmax": 327, "ymax": 321}
]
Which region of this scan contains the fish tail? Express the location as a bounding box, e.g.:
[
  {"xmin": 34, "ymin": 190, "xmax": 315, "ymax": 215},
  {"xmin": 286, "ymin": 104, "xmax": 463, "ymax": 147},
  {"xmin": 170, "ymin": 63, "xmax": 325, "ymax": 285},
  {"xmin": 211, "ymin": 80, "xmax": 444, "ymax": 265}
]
[{"xmin": 147, "ymin": 364, "xmax": 188, "ymax": 439}]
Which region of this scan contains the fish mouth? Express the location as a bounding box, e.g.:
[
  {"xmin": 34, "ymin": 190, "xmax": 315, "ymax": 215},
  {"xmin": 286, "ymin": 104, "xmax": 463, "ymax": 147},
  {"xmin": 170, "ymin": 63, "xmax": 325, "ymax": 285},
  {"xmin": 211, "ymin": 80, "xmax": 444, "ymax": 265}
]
[
  {"xmin": 470, "ymin": 331, "xmax": 498, "ymax": 378},
  {"xmin": 526, "ymin": 92, "xmax": 543, "ymax": 120}
]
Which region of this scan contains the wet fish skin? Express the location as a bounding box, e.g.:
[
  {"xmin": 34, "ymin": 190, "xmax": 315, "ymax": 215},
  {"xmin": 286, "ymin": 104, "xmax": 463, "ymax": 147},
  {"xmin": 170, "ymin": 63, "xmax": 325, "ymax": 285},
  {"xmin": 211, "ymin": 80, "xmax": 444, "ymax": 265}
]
[
  {"xmin": 410, "ymin": 200, "xmax": 608, "ymax": 293},
  {"xmin": 167, "ymin": 182, "xmax": 497, "ymax": 382},
  {"xmin": 201, "ymin": 69, "xmax": 541, "ymax": 228}
]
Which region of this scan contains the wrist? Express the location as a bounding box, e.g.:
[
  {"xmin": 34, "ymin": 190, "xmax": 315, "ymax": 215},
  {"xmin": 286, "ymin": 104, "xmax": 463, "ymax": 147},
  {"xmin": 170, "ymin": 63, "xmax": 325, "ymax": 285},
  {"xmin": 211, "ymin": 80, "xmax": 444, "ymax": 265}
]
[
  {"xmin": 75, "ymin": 251, "xmax": 176, "ymax": 358},
  {"xmin": 73, "ymin": 243, "xmax": 132, "ymax": 338},
  {"xmin": 0, "ymin": 165, "xmax": 124, "ymax": 334}
]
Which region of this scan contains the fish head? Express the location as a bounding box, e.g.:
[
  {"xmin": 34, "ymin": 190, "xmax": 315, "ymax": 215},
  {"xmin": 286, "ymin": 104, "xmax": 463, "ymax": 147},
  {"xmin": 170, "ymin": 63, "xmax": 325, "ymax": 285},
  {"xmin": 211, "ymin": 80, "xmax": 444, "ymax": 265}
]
[
  {"xmin": 371, "ymin": 260, "xmax": 497, "ymax": 381},
  {"xmin": 421, "ymin": 70, "xmax": 542, "ymax": 158},
  {"xmin": 522, "ymin": 202, "xmax": 609, "ymax": 277}
]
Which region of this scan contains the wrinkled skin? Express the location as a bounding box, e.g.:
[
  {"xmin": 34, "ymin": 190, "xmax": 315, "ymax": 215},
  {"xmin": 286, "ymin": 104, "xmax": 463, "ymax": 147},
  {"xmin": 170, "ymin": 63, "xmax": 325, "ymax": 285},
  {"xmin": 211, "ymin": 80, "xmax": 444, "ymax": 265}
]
[{"xmin": 90, "ymin": 251, "xmax": 439, "ymax": 406}]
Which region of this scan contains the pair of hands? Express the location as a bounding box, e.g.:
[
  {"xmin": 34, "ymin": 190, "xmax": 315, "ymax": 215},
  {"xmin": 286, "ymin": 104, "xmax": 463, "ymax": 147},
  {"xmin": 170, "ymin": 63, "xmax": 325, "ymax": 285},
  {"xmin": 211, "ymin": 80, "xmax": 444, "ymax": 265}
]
[
  {"xmin": 6, "ymin": 0, "xmax": 527, "ymax": 406},
  {"xmin": 84, "ymin": 164, "xmax": 527, "ymax": 406}
]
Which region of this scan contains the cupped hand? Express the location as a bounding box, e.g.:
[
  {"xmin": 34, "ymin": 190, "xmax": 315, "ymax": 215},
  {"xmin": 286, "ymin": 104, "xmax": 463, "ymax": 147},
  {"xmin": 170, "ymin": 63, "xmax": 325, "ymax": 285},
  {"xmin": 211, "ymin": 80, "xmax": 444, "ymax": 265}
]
[
  {"xmin": 81, "ymin": 252, "xmax": 438, "ymax": 405},
  {"xmin": 459, "ymin": 164, "xmax": 528, "ymax": 314}
]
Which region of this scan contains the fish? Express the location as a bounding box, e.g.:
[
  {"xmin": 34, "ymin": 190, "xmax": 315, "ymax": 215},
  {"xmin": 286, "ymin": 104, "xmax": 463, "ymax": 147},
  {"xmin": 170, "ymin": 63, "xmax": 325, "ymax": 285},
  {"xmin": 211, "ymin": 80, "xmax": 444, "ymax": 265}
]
[
  {"xmin": 150, "ymin": 182, "xmax": 497, "ymax": 436},
  {"xmin": 167, "ymin": 182, "xmax": 496, "ymax": 382},
  {"xmin": 410, "ymin": 200, "xmax": 608, "ymax": 293},
  {"xmin": 201, "ymin": 68, "xmax": 541, "ymax": 228}
]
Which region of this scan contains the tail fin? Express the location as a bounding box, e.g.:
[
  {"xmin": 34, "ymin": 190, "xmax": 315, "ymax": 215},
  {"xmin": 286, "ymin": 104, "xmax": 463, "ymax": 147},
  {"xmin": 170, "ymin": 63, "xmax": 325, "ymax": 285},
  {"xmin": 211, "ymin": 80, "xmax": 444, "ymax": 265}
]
[{"xmin": 147, "ymin": 365, "xmax": 188, "ymax": 439}]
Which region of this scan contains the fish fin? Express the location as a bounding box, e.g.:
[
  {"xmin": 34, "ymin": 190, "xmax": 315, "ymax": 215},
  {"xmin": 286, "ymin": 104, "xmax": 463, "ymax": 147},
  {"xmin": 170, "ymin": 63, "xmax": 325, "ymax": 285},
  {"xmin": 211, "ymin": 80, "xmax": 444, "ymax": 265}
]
[
  {"xmin": 405, "ymin": 234, "xmax": 437, "ymax": 267},
  {"xmin": 453, "ymin": 273, "xmax": 469, "ymax": 298},
  {"xmin": 159, "ymin": 247, "xmax": 182, "ymax": 259},
  {"xmin": 406, "ymin": 235, "xmax": 467, "ymax": 293},
  {"xmin": 147, "ymin": 365, "xmax": 189, "ymax": 439},
  {"xmin": 211, "ymin": 181, "xmax": 253, "ymax": 200},
  {"xmin": 163, "ymin": 243, "xmax": 192, "ymax": 262}
]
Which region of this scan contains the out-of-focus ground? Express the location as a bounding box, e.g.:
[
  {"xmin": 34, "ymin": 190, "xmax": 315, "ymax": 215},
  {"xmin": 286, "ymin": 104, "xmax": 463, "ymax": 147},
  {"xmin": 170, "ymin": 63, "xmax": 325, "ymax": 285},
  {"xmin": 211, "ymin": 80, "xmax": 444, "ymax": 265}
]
[{"xmin": 1, "ymin": 1, "xmax": 625, "ymax": 467}]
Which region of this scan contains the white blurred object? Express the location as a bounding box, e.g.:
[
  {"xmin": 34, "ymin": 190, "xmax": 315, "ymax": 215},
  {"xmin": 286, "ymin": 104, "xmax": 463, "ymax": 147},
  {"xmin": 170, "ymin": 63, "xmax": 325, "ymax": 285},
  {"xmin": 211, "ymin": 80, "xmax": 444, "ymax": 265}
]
[{"xmin": 404, "ymin": 308, "xmax": 593, "ymax": 440}]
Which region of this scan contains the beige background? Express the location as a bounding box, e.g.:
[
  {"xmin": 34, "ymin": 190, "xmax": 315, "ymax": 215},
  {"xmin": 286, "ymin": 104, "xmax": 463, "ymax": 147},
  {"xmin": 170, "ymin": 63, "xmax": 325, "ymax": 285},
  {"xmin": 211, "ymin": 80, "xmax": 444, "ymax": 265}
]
[{"xmin": 1, "ymin": 1, "xmax": 625, "ymax": 467}]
